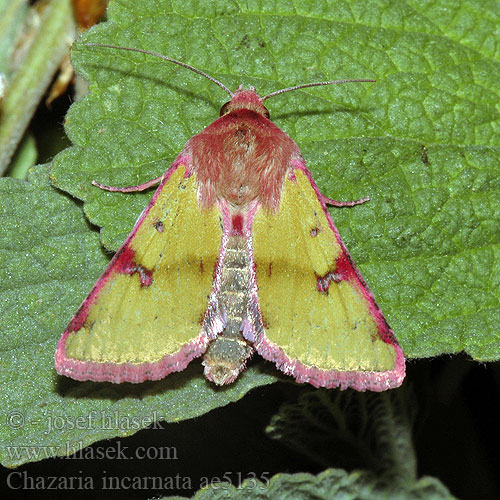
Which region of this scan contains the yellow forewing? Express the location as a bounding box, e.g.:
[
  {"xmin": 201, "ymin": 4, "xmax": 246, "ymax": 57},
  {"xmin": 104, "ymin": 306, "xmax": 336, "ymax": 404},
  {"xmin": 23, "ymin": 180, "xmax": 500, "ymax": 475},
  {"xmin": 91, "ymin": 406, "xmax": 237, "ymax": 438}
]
[
  {"xmin": 64, "ymin": 165, "xmax": 221, "ymax": 364},
  {"xmin": 252, "ymin": 169, "xmax": 396, "ymax": 372}
]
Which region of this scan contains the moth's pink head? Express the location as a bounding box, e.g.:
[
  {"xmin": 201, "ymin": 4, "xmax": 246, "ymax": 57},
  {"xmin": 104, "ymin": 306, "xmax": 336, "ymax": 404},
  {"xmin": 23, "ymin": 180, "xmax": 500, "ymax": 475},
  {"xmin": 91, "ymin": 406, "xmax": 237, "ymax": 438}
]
[{"xmin": 219, "ymin": 86, "xmax": 270, "ymax": 119}]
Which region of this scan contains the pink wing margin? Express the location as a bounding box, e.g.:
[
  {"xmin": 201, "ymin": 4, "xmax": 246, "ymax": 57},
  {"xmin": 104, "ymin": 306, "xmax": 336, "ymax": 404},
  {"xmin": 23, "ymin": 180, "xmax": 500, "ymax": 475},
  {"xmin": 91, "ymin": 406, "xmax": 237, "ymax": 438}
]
[
  {"xmin": 55, "ymin": 156, "xmax": 210, "ymax": 383},
  {"xmin": 250, "ymin": 159, "xmax": 406, "ymax": 392}
]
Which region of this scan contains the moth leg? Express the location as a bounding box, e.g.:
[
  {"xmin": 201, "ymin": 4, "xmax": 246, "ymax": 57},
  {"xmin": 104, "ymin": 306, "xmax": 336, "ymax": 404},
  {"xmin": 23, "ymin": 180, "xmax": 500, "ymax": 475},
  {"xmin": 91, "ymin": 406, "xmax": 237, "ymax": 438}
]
[{"xmin": 92, "ymin": 175, "xmax": 164, "ymax": 192}]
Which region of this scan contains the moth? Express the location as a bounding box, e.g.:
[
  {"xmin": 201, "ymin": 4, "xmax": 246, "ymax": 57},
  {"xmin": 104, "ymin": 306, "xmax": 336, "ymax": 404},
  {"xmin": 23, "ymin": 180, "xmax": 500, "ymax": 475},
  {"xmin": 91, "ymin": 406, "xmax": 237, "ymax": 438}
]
[{"xmin": 55, "ymin": 44, "xmax": 405, "ymax": 391}]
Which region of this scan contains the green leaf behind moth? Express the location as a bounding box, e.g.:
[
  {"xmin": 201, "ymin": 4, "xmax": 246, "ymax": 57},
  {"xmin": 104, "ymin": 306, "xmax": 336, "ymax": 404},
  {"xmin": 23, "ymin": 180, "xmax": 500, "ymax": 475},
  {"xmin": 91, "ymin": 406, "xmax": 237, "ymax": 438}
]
[
  {"xmin": 2, "ymin": 0, "xmax": 499, "ymax": 469},
  {"xmin": 0, "ymin": 166, "xmax": 277, "ymax": 467},
  {"xmin": 49, "ymin": 0, "xmax": 500, "ymax": 362}
]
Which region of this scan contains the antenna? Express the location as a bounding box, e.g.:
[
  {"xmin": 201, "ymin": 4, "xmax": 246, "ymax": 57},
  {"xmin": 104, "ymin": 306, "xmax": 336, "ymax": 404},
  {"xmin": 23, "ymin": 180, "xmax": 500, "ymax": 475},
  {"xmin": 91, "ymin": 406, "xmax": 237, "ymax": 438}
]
[
  {"xmin": 84, "ymin": 43, "xmax": 234, "ymax": 97},
  {"xmin": 262, "ymin": 79, "xmax": 376, "ymax": 101},
  {"xmin": 84, "ymin": 43, "xmax": 375, "ymax": 101}
]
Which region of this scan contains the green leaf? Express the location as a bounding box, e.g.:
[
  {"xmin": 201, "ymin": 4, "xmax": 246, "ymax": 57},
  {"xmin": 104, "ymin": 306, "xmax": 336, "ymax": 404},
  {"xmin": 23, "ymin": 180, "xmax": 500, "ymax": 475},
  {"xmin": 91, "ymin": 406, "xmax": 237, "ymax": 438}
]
[
  {"xmin": 0, "ymin": 166, "xmax": 277, "ymax": 467},
  {"xmin": 50, "ymin": 0, "xmax": 500, "ymax": 362},
  {"xmin": 2, "ymin": 0, "xmax": 499, "ymax": 475}
]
